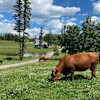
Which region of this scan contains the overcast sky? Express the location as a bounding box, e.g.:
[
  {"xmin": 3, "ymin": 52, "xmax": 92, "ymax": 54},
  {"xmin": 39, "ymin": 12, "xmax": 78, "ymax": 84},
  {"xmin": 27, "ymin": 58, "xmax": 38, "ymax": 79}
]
[{"xmin": 0, "ymin": 0, "xmax": 100, "ymax": 38}]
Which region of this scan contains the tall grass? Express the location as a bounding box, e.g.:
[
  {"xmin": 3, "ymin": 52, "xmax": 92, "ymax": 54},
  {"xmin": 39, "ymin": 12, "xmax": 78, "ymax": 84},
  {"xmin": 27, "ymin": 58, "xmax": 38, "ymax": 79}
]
[{"xmin": 0, "ymin": 60, "xmax": 100, "ymax": 100}]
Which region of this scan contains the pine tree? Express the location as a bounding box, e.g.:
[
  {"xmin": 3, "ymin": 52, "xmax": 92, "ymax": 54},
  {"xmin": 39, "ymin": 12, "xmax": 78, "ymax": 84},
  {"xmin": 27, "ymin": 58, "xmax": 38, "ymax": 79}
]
[
  {"xmin": 21, "ymin": 0, "xmax": 31, "ymax": 59},
  {"xmin": 13, "ymin": 0, "xmax": 31, "ymax": 60},
  {"xmin": 13, "ymin": 0, "xmax": 23, "ymax": 60},
  {"xmin": 39, "ymin": 27, "xmax": 44, "ymax": 48}
]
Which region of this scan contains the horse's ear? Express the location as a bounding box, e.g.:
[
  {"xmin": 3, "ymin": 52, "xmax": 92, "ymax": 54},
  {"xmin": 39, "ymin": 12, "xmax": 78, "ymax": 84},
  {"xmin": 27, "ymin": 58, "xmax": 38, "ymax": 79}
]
[{"xmin": 52, "ymin": 68, "xmax": 54, "ymax": 71}]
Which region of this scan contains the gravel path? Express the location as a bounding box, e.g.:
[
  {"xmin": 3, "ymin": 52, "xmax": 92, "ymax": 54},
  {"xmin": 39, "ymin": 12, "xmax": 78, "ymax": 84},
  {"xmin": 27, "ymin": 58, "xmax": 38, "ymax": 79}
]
[{"xmin": 0, "ymin": 51, "xmax": 54, "ymax": 70}]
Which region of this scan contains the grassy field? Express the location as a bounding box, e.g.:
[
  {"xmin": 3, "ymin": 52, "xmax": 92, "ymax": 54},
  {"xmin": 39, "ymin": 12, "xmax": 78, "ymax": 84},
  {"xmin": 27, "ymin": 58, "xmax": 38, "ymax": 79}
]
[
  {"xmin": 0, "ymin": 55, "xmax": 39, "ymax": 65},
  {"xmin": 0, "ymin": 40, "xmax": 53, "ymax": 55},
  {"xmin": 0, "ymin": 40, "xmax": 53, "ymax": 65},
  {"xmin": 0, "ymin": 59, "xmax": 100, "ymax": 100}
]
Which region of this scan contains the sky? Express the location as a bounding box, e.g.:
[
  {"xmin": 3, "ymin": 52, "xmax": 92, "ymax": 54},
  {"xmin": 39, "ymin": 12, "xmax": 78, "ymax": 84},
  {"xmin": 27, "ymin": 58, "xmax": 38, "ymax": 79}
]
[{"xmin": 0, "ymin": 0, "xmax": 100, "ymax": 38}]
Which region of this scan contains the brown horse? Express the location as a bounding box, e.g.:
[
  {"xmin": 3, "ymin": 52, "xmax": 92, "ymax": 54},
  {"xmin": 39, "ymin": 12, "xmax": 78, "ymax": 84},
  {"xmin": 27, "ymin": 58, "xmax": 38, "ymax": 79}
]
[
  {"xmin": 51, "ymin": 52, "xmax": 99, "ymax": 82},
  {"xmin": 39, "ymin": 56, "xmax": 45, "ymax": 62},
  {"xmin": 44, "ymin": 58, "xmax": 49, "ymax": 61},
  {"xmin": 39, "ymin": 57, "xmax": 49, "ymax": 62}
]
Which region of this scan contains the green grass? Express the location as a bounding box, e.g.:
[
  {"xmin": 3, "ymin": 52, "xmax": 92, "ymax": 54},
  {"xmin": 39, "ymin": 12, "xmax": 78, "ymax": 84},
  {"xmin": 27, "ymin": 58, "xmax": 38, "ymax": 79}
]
[
  {"xmin": 0, "ymin": 55, "xmax": 39, "ymax": 65},
  {"xmin": 0, "ymin": 51, "xmax": 66, "ymax": 65},
  {"xmin": 0, "ymin": 60, "xmax": 100, "ymax": 100},
  {"xmin": 0, "ymin": 41, "xmax": 19, "ymax": 55},
  {"xmin": 50, "ymin": 51, "xmax": 68, "ymax": 60},
  {"xmin": 0, "ymin": 40, "xmax": 53, "ymax": 65},
  {"xmin": 0, "ymin": 40, "xmax": 53, "ymax": 55}
]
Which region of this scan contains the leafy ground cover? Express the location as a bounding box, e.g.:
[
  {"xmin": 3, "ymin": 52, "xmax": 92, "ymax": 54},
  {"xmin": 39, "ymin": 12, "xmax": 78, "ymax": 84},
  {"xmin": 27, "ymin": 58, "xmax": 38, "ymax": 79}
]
[{"xmin": 0, "ymin": 59, "xmax": 100, "ymax": 100}]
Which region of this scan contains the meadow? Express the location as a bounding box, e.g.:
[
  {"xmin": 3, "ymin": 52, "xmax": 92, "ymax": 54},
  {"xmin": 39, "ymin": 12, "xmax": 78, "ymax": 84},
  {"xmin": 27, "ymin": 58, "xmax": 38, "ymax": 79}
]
[
  {"xmin": 0, "ymin": 40, "xmax": 53, "ymax": 55},
  {"xmin": 0, "ymin": 40, "xmax": 100, "ymax": 100},
  {"xmin": 0, "ymin": 40, "xmax": 53, "ymax": 65},
  {"xmin": 0, "ymin": 59, "xmax": 100, "ymax": 100}
]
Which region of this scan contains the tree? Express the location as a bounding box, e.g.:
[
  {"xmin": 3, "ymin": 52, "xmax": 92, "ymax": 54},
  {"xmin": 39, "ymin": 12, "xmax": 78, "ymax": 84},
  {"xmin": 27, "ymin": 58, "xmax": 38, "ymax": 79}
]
[
  {"xmin": 39, "ymin": 27, "xmax": 44, "ymax": 48},
  {"xmin": 0, "ymin": 33, "xmax": 19, "ymax": 41},
  {"xmin": 95, "ymin": 23, "xmax": 100, "ymax": 55},
  {"xmin": 44, "ymin": 33, "xmax": 61, "ymax": 45},
  {"xmin": 13, "ymin": 0, "xmax": 23, "ymax": 60},
  {"xmin": 44, "ymin": 29, "xmax": 54, "ymax": 45},
  {"xmin": 60, "ymin": 25, "xmax": 67, "ymax": 50},
  {"xmin": 53, "ymin": 34, "xmax": 59, "ymax": 59},
  {"xmin": 66, "ymin": 25, "xmax": 81, "ymax": 54},
  {"xmin": 13, "ymin": 0, "xmax": 31, "ymax": 60},
  {"xmin": 21, "ymin": 0, "xmax": 31, "ymax": 59},
  {"xmin": 44, "ymin": 34, "xmax": 52, "ymax": 44},
  {"xmin": 60, "ymin": 25, "xmax": 81, "ymax": 54},
  {"xmin": 81, "ymin": 16, "xmax": 99, "ymax": 52}
]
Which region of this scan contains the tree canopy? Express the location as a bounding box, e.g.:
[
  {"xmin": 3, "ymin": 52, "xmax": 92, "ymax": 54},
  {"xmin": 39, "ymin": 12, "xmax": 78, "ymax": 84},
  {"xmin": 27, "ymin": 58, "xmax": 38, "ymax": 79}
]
[{"xmin": 60, "ymin": 16, "xmax": 100, "ymax": 54}]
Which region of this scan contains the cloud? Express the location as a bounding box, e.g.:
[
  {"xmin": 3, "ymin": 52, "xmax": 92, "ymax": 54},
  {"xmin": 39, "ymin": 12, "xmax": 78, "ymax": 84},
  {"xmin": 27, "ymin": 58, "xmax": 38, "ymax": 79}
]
[
  {"xmin": 0, "ymin": 0, "xmax": 15, "ymax": 12},
  {"xmin": 93, "ymin": 1, "xmax": 100, "ymax": 14},
  {"xmin": 80, "ymin": 16, "xmax": 100, "ymax": 24},
  {"xmin": 65, "ymin": 18, "xmax": 77, "ymax": 26},
  {"xmin": 0, "ymin": 22, "xmax": 15, "ymax": 33},
  {"xmin": 46, "ymin": 19, "xmax": 63, "ymax": 29},
  {"xmin": 46, "ymin": 18, "xmax": 77, "ymax": 34},
  {"xmin": 0, "ymin": 0, "xmax": 80, "ymax": 23},
  {"xmin": 78, "ymin": 13, "xmax": 88, "ymax": 16},
  {"xmin": 1, "ymin": 19, "xmax": 12, "ymax": 23},
  {"xmin": 0, "ymin": 21, "xmax": 47, "ymax": 38},
  {"xmin": 26, "ymin": 28, "xmax": 41, "ymax": 38},
  {"xmin": 66, "ymin": 18, "xmax": 77, "ymax": 22},
  {"xmin": 0, "ymin": 0, "xmax": 80, "ymax": 37},
  {"xmin": 66, "ymin": 22, "xmax": 76, "ymax": 26},
  {"xmin": 46, "ymin": 19, "xmax": 63, "ymax": 34},
  {"xmin": 0, "ymin": 18, "xmax": 77, "ymax": 38},
  {"xmin": 30, "ymin": 0, "xmax": 81, "ymax": 23},
  {"xmin": 26, "ymin": 27, "xmax": 49, "ymax": 38},
  {"xmin": 31, "ymin": 18, "xmax": 45, "ymax": 25},
  {"xmin": 0, "ymin": 20, "xmax": 48, "ymax": 38},
  {"xmin": 91, "ymin": 16, "xmax": 100, "ymax": 23},
  {"xmin": 0, "ymin": 14, "xmax": 4, "ymax": 18},
  {"xmin": 80, "ymin": 20, "xmax": 83, "ymax": 23},
  {"xmin": 0, "ymin": 0, "xmax": 3, "ymax": 3}
]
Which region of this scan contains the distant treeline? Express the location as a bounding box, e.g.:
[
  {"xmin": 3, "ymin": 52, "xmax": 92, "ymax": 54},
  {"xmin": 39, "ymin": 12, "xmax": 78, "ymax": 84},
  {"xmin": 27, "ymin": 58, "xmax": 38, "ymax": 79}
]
[
  {"xmin": 0, "ymin": 33, "xmax": 19, "ymax": 42},
  {"xmin": 0, "ymin": 33, "xmax": 37, "ymax": 42}
]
